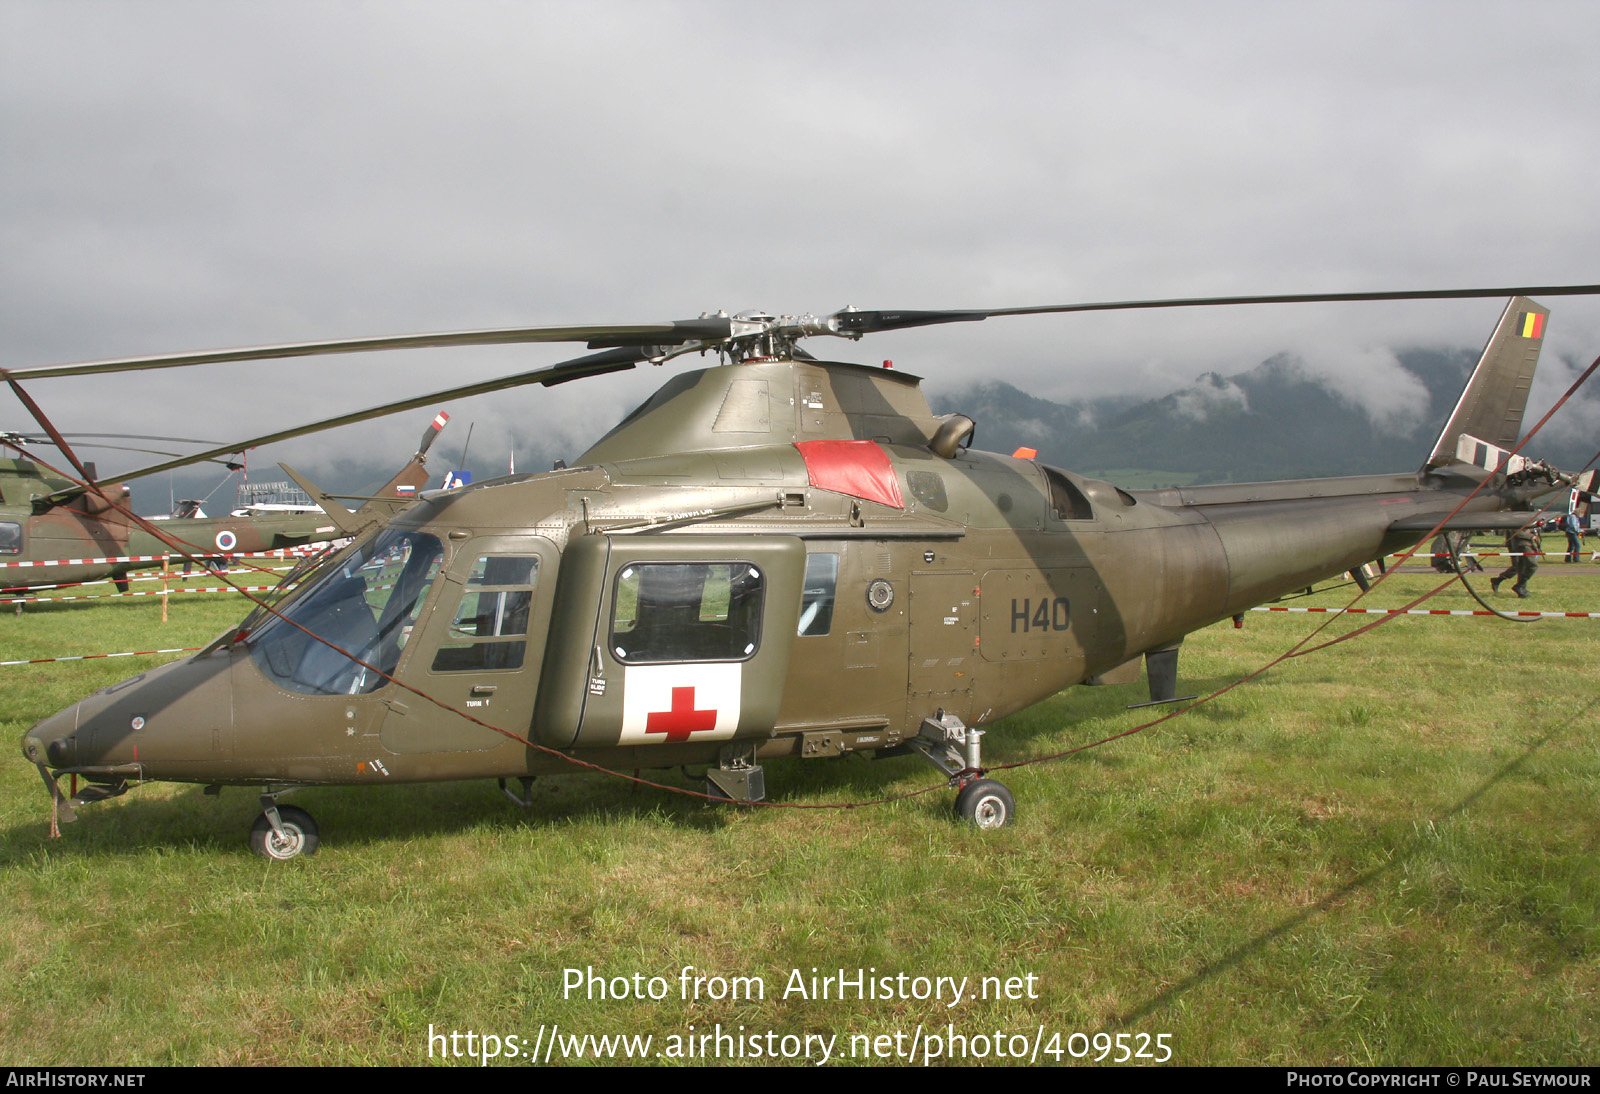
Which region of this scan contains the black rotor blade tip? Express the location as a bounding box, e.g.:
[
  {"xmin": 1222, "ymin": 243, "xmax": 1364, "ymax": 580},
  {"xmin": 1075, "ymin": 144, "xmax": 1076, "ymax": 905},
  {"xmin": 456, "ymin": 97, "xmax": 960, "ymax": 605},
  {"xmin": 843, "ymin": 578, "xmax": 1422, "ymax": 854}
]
[{"xmin": 833, "ymin": 310, "xmax": 990, "ymax": 335}]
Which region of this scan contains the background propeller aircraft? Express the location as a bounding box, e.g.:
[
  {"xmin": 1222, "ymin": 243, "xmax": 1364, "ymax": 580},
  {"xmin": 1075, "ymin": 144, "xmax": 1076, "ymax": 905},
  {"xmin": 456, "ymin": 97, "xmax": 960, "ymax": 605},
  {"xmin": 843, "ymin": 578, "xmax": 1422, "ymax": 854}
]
[{"xmin": 13, "ymin": 285, "xmax": 1600, "ymax": 858}]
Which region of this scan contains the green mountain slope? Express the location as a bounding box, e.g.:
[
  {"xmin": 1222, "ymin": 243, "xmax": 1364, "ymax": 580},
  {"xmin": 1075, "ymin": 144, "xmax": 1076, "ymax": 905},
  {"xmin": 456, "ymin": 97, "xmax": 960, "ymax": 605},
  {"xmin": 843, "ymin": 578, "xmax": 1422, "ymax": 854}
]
[{"xmin": 933, "ymin": 348, "xmax": 1592, "ymax": 484}]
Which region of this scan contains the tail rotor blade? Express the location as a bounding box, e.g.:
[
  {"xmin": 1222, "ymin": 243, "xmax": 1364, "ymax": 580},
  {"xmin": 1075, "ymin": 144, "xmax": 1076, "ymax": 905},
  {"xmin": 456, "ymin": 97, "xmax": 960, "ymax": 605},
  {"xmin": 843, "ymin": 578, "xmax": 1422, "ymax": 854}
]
[{"xmin": 417, "ymin": 411, "xmax": 450, "ymax": 459}]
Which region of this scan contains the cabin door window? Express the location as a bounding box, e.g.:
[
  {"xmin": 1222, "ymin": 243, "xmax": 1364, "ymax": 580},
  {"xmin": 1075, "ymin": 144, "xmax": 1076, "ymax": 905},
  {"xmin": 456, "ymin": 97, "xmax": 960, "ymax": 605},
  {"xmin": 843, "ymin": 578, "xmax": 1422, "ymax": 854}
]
[{"xmin": 379, "ymin": 536, "xmax": 559, "ymax": 756}]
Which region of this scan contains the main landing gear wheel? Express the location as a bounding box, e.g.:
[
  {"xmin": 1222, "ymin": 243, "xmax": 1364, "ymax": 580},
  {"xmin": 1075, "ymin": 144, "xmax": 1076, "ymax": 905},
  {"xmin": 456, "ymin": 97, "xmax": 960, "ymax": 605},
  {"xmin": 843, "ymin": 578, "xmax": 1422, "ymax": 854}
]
[
  {"xmin": 954, "ymin": 779, "xmax": 1015, "ymax": 829},
  {"xmin": 250, "ymin": 804, "xmax": 320, "ymax": 860}
]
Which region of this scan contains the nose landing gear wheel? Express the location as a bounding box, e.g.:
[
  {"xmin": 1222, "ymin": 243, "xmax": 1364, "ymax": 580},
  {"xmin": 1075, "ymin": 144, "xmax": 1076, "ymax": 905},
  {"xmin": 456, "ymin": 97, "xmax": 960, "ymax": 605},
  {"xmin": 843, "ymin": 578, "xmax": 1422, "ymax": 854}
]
[
  {"xmin": 954, "ymin": 779, "xmax": 1014, "ymax": 829},
  {"xmin": 250, "ymin": 804, "xmax": 320, "ymax": 860}
]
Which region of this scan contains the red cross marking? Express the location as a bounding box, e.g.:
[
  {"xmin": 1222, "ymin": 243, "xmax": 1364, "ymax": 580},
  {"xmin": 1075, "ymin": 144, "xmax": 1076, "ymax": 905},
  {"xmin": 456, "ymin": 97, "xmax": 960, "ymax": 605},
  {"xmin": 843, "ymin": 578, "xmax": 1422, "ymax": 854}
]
[{"xmin": 645, "ymin": 686, "xmax": 718, "ymax": 742}]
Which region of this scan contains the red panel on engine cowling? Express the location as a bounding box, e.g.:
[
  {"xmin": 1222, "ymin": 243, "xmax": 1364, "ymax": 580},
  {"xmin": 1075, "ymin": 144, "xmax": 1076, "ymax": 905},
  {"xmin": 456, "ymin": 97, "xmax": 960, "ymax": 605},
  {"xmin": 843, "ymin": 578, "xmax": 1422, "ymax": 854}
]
[{"xmin": 793, "ymin": 440, "xmax": 905, "ymax": 509}]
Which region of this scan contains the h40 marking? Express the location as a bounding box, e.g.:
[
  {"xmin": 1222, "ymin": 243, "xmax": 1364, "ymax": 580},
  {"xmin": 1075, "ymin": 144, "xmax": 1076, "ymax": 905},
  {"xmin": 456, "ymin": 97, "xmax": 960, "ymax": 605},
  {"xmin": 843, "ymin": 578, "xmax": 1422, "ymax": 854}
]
[{"xmin": 1010, "ymin": 597, "xmax": 1070, "ymax": 633}]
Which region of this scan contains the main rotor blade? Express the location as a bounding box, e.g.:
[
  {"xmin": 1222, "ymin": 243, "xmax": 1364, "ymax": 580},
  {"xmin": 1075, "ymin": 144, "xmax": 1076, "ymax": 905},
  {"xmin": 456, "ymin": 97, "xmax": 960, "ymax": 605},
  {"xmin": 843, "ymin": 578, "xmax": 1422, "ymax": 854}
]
[
  {"xmin": 829, "ymin": 309, "xmax": 990, "ymax": 335},
  {"xmin": 985, "ymin": 281, "xmax": 1600, "ymax": 319},
  {"xmin": 19, "ymin": 285, "xmax": 1599, "ymax": 381},
  {"xmin": 830, "ymin": 284, "xmax": 1600, "ymax": 335},
  {"xmin": 4, "ymin": 318, "xmax": 732, "ymax": 381},
  {"xmin": 28, "ymin": 440, "xmax": 223, "ymax": 460},
  {"xmin": 94, "ymin": 346, "xmax": 653, "ymax": 484},
  {"xmin": 977, "ymin": 283, "xmax": 1600, "ymax": 320},
  {"xmin": 16, "ymin": 432, "xmax": 226, "ymax": 444}
]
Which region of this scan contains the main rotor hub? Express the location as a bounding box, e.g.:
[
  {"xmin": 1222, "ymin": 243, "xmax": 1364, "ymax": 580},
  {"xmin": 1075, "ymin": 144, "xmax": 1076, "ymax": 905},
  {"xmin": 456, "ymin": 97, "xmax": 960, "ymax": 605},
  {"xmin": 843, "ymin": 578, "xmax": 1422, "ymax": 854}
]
[{"xmin": 712, "ymin": 308, "xmax": 858, "ymax": 364}]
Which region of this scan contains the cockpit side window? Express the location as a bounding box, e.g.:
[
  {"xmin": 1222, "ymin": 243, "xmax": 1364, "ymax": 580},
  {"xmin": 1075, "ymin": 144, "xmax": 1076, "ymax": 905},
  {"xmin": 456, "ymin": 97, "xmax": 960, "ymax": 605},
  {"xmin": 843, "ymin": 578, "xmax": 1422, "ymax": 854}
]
[
  {"xmin": 250, "ymin": 529, "xmax": 444, "ymax": 696},
  {"xmin": 0, "ymin": 521, "xmax": 21, "ymax": 556},
  {"xmin": 430, "ymin": 555, "xmax": 541, "ymax": 672}
]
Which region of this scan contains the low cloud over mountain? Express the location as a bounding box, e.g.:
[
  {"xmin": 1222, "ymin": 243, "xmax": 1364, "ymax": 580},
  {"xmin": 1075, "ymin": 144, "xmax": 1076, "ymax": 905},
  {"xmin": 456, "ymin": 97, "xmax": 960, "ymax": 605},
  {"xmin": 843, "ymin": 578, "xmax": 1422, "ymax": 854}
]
[{"xmin": 933, "ymin": 348, "xmax": 1598, "ymax": 485}]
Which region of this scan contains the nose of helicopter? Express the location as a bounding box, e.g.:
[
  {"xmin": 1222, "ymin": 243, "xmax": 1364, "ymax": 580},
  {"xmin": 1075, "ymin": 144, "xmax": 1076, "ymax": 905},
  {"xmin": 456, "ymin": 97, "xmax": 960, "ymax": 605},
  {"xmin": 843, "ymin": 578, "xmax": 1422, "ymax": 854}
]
[
  {"xmin": 20, "ymin": 701, "xmax": 77, "ymax": 768},
  {"xmin": 21, "ymin": 650, "xmax": 236, "ymax": 780}
]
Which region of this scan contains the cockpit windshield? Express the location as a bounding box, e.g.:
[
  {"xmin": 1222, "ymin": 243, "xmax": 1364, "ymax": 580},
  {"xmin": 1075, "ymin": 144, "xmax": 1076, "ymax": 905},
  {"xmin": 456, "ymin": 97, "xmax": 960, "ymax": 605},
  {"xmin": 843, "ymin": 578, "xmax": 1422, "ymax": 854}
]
[{"xmin": 249, "ymin": 529, "xmax": 443, "ymax": 696}]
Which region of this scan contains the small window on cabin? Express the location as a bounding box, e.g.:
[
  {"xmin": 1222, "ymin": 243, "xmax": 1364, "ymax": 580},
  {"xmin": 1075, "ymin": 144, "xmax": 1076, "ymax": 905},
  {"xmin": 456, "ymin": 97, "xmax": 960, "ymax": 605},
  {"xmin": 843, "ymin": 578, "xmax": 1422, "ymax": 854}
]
[
  {"xmin": 431, "ymin": 556, "xmax": 541, "ymax": 672},
  {"xmin": 611, "ymin": 562, "xmax": 764, "ymax": 663},
  {"xmin": 1043, "ymin": 467, "xmax": 1095, "ymax": 521},
  {"xmin": 907, "ymin": 470, "xmax": 949, "ymax": 513},
  {"xmin": 798, "ymin": 553, "xmax": 838, "ymax": 636},
  {"xmin": 0, "ymin": 521, "xmax": 20, "ymax": 556}
]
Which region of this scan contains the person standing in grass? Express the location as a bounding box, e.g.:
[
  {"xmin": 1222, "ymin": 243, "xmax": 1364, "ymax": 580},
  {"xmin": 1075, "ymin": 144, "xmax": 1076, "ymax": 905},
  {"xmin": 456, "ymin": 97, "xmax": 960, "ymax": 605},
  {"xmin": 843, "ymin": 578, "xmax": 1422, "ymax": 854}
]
[
  {"xmin": 1562, "ymin": 509, "xmax": 1584, "ymax": 564},
  {"xmin": 1492, "ymin": 524, "xmax": 1541, "ymax": 599},
  {"xmin": 1431, "ymin": 531, "xmax": 1482, "ymax": 574}
]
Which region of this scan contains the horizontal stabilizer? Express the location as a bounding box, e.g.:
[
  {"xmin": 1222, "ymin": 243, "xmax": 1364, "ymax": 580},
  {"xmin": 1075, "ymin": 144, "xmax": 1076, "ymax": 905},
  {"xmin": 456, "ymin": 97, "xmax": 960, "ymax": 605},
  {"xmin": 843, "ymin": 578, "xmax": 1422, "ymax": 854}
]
[
  {"xmin": 1448, "ymin": 435, "xmax": 1596, "ymax": 494},
  {"xmin": 1452, "ymin": 433, "xmax": 1538, "ymax": 477},
  {"xmin": 279, "ymin": 465, "xmax": 360, "ymax": 536},
  {"xmin": 1388, "ymin": 511, "xmax": 1547, "ymax": 533}
]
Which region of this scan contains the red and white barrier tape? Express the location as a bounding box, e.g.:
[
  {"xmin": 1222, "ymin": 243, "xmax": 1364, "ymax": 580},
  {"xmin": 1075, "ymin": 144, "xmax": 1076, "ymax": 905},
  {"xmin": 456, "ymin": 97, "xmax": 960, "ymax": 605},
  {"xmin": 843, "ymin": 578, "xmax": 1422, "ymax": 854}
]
[
  {"xmin": 2, "ymin": 583, "xmax": 287, "ymax": 605},
  {"xmin": 1450, "ymin": 551, "xmax": 1597, "ymax": 560},
  {"xmin": 0, "ymin": 543, "xmax": 336, "ymax": 569},
  {"xmin": 1252, "ymin": 605, "xmax": 1600, "ymax": 618},
  {"xmin": 3, "ymin": 564, "xmax": 295, "ymax": 591},
  {"xmin": 2, "ymin": 647, "xmax": 203, "ymax": 667}
]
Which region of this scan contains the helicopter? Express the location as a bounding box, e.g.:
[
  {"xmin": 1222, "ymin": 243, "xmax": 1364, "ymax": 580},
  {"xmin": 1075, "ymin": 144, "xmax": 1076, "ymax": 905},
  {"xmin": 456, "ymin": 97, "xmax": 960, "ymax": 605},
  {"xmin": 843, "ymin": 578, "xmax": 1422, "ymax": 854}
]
[
  {"xmin": 12, "ymin": 285, "xmax": 1600, "ymax": 859},
  {"xmin": 0, "ymin": 414, "xmax": 452, "ymax": 600}
]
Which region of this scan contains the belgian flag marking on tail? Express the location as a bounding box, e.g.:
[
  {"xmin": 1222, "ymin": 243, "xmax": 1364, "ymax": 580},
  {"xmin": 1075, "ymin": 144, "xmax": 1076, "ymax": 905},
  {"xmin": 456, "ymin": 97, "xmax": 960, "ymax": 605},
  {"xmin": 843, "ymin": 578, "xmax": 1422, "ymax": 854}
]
[{"xmin": 1517, "ymin": 311, "xmax": 1546, "ymax": 339}]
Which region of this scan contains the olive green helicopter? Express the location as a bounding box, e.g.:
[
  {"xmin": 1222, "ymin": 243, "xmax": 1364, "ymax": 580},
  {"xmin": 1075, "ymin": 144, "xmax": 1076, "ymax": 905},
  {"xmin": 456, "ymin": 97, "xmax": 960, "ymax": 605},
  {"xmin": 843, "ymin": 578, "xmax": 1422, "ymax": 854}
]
[
  {"xmin": 13, "ymin": 284, "xmax": 1600, "ymax": 858},
  {"xmin": 0, "ymin": 432, "xmax": 346, "ymax": 599},
  {"xmin": 0, "ymin": 413, "xmax": 457, "ymax": 604}
]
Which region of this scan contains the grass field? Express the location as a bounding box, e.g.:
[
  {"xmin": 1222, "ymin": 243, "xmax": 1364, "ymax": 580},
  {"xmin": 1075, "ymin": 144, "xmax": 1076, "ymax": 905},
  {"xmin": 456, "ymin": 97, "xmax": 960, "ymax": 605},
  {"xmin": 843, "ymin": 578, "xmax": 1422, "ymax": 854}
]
[{"xmin": 2, "ymin": 556, "xmax": 1598, "ymax": 1066}]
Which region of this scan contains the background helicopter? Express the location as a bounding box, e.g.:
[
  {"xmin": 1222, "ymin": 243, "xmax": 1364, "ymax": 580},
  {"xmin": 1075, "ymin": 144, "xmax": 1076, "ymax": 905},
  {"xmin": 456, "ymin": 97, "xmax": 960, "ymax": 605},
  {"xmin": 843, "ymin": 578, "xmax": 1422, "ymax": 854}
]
[
  {"xmin": 13, "ymin": 284, "xmax": 1600, "ymax": 858},
  {"xmin": 0, "ymin": 414, "xmax": 453, "ymax": 601},
  {"xmin": 0, "ymin": 436, "xmax": 328, "ymax": 599}
]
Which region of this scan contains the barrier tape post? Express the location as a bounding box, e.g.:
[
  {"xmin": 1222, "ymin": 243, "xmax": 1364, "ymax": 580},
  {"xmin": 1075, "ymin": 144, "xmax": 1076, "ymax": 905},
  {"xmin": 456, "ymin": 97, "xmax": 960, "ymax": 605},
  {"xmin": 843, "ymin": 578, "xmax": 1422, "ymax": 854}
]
[{"xmin": 160, "ymin": 556, "xmax": 169, "ymax": 624}]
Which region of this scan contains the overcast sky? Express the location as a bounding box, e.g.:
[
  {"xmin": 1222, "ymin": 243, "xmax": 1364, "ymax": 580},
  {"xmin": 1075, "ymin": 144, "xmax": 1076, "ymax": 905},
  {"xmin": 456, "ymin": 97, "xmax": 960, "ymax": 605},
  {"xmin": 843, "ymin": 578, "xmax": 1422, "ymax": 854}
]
[{"xmin": 4, "ymin": 0, "xmax": 1598, "ymax": 502}]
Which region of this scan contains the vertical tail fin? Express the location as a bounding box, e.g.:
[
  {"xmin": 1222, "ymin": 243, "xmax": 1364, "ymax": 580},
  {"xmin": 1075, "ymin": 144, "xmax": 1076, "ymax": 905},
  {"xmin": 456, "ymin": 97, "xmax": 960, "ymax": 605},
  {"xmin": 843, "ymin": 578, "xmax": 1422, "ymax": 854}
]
[
  {"xmin": 363, "ymin": 410, "xmax": 450, "ymax": 504},
  {"xmin": 274, "ymin": 411, "xmax": 451, "ymax": 537},
  {"xmin": 1425, "ymin": 296, "xmax": 1547, "ymax": 470}
]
